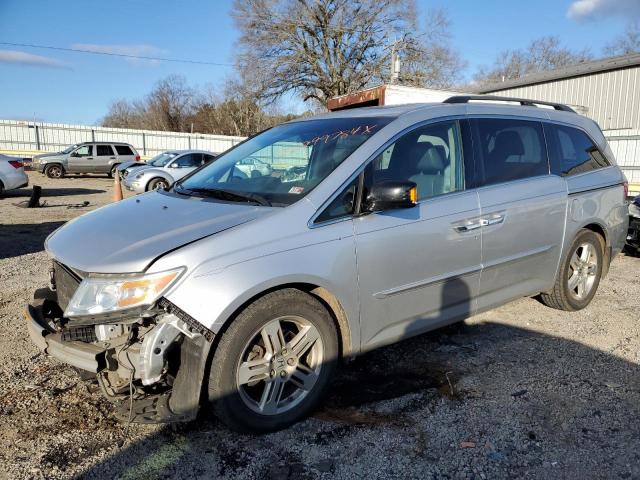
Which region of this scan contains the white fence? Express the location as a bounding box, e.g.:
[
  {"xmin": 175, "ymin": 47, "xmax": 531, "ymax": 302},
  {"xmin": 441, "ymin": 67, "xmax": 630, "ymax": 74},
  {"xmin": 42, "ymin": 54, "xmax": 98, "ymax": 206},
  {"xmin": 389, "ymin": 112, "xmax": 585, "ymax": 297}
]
[
  {"xmin": 0, "ymin": 119, "xmax": 245, "ymax": 158},
  {"xmin": 0, "ymin": 119, "xmax": 638, "ymax": 187}
]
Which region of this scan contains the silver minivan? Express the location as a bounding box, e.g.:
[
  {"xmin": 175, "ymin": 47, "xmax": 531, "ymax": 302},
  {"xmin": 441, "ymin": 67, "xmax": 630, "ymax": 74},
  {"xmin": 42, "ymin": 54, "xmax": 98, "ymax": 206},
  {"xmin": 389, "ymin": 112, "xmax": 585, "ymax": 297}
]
[
  {"xmin": 33, "ymin": 142, "xmax": 140, "ymax": 178},
  {"xmin": 26, "ymin": 97, "xmax": 628, "ymax": 432}
]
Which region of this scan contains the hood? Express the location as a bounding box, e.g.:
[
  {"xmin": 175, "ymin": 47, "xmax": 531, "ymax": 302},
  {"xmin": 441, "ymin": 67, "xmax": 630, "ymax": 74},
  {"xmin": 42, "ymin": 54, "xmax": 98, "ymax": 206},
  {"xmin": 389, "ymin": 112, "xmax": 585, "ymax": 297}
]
[
  {"xmin": 33, "ymin": 152, "xmax": 63, "ymax": 161},
  {"xmin": 125, "ymin": 163, "xmax": 156, "ymax": 173},
  {"xmin": 118, "ymin": 160, "xmax": 147, "ymax": 171},
  {"xmin": 45, "ymin": 192, "xmax": 272, "ymax": 273}
]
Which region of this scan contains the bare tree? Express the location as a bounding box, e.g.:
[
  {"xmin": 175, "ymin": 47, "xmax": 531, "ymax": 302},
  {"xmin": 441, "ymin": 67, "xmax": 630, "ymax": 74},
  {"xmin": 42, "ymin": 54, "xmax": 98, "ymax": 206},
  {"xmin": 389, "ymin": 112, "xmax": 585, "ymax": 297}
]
[
  {"xmin": 102, "ymin": 100, "xmax": 144, "ymax": 129},
  {"xmin": 102, "ymin": 75, "xmax": 300, "ymax": 136},
  {"xmin": 143, "ymin": 75, "xmax": 195, "ymax": 132},
  {"xmin": 474, "ymin": 36, "xmax": 592, "ymax": 86},
  {"xmin": 232, "ymin": 0, "xmax": 463, "ymax": 106},
  {"xmin": 605, "ymin": 20, "xmax": 640, "ymax": 56}
]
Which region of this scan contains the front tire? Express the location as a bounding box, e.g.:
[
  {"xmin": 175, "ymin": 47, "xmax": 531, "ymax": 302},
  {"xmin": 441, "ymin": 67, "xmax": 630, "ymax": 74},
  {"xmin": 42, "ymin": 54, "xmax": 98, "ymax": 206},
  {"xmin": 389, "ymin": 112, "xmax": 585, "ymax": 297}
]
[
  {"xmin": 147, "ymin": 177, "xmax": 169, "ymax": 191},
  {"xmin": 45, "ymin": 164, "xmax": 64, "ymax": 179},
  {"xmin": 207, "ymin": 289, "xmax": 338, "ymax": 433},
  {"xmin": 540, "ymin": 229, "xmax": 604, "ymax": 311}
]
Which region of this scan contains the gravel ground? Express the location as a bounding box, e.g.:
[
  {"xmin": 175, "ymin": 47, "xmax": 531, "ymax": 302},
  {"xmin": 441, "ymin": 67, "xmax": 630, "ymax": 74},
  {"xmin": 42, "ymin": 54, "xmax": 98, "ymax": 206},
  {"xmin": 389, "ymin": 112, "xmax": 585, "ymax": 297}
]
[{"xmin": 1, "ymin": 171, "xmax": 639, "ymax": 480}]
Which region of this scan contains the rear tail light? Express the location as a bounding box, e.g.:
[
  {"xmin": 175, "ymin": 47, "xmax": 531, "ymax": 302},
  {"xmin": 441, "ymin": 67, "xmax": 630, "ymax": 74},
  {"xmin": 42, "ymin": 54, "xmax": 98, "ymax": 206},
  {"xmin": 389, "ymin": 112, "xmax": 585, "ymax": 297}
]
[
  {"xmin": 135, "ymin": 155, "xmax": 141, "ymax": 161},
  {"xmin": 8, "ymin": 160, "xmax": 23, "ymax": 169},
  {"xmin": 624, "ymin": 181, "xmax": 629, "ymax": 200}
]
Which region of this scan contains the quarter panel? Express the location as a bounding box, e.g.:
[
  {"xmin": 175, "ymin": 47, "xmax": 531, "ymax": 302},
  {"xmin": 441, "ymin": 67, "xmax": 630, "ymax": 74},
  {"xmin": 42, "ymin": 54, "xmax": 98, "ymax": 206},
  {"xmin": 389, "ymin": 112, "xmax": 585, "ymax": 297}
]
[{"xmin": 564, "ymin": 168, "xmax": 627, "ymax": 258}]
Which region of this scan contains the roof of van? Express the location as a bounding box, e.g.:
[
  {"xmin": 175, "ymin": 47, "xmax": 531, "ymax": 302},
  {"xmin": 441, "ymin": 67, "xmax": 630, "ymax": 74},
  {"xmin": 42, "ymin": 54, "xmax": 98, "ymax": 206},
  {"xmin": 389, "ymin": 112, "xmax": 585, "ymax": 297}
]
[{"xmin": 299, "ymin": 100, "xmax": 583, "ymax": 122}]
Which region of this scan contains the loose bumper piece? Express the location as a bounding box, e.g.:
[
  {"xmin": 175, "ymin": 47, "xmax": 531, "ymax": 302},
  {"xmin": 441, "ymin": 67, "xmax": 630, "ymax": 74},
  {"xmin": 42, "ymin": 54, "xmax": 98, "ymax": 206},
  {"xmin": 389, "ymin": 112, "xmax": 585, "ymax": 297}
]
[{"xmin": 25, "ymin": 303, "xmax": 106, "ymax": 372}]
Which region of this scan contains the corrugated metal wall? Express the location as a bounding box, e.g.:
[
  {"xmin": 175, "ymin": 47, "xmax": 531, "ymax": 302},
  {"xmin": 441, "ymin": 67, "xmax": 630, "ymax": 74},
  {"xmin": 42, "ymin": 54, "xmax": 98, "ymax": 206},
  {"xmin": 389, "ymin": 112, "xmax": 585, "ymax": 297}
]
[
  {"xmin": 0, "ymin": 120, "xmax": 246, "ymax": 158},
  {"xmin": 483, "ymin": 66, "xmax": 640, "ymax": 131}
]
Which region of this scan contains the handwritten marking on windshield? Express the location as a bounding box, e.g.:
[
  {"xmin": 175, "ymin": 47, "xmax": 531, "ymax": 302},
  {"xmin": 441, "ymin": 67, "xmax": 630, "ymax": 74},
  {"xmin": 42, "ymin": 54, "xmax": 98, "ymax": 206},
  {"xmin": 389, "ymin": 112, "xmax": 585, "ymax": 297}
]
[{"xmin": 302, "ymin": 124, "xmax": 380, "ymax": 146}]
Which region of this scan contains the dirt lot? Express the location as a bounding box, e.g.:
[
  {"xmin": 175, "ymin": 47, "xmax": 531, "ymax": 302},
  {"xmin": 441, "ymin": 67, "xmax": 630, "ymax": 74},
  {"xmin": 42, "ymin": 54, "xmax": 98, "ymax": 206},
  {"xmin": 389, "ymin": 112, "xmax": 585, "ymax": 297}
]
[{"xmin": 1, "ymin": 171, "xmax": 639, "ymax": 479}]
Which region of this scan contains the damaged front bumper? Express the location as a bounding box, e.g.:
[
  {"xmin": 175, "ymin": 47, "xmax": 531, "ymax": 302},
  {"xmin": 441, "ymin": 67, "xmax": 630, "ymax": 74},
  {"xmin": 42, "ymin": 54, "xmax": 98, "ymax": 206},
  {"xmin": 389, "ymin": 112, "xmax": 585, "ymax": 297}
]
[
  {"xmin": 25, "ymin": 288, "xmax": 214, "ymax": 424},
  {"xmin": 627, "ymin": 216, "xmax": 640, "ymax": 252}
]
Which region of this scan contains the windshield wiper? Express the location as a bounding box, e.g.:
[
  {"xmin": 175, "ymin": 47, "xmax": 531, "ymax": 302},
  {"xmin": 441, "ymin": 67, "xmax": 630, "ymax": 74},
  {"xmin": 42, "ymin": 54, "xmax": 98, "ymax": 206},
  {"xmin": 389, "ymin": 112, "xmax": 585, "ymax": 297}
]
[{"xmin": 185, "ymin": 187, "xmax": 272, "ymax": 206}]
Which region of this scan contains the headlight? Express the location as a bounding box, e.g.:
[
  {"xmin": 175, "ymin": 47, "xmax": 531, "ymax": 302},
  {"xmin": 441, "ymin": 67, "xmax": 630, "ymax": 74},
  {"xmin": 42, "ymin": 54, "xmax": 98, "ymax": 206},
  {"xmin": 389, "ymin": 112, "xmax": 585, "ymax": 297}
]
[
  {"xmin": 64, "ymin": 268, "xmax": 184, "ymax": 317},
  {"xmin": 630, "ymin": 202, "xmax": 640, "ymax": 219}
]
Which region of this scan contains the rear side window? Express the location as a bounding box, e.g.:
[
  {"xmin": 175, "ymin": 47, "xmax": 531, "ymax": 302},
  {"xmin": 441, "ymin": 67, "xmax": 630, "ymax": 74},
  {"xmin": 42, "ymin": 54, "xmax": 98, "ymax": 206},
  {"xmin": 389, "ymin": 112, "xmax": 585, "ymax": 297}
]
[
  {"xmin": 544, "ymin": 124, "xmax": 610, "ymax": 176},
  {"xmin": 96, "ymin": 145, "xmax": 114, "ymax": 156},
  {"xmin": 471, "ymin": 118, "xmax": 548, "ymax": 186},
  {"xmin": 115, "ymin": 145, "xmax": 134, "ymax": 156}
]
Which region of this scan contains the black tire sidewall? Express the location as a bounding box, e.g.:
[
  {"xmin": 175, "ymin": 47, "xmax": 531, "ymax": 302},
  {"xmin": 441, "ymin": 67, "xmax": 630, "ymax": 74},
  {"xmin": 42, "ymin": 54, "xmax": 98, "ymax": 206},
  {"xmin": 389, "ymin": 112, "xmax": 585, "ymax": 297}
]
[
  {"xmin": 148, "ymin": 178, "xmax": 167, "ymax": 191},
  {"xmin": 45, "ymin": 164, "xmax": 63, "ymax": 178},
  {"xmin": 208, "ymin": 290, "xmax": 338, "ymax": 433},
  {"xmin": 561, "ymin": 230, "xmax": 604, "ymax": 310}
]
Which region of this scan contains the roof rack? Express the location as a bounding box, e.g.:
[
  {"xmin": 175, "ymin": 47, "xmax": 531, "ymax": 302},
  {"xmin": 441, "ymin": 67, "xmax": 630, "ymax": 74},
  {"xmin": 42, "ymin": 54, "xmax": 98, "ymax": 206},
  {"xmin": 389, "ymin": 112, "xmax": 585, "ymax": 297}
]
[{"xmin": 443, "ymin": 95, "xmax": 576, "ymax": 113}]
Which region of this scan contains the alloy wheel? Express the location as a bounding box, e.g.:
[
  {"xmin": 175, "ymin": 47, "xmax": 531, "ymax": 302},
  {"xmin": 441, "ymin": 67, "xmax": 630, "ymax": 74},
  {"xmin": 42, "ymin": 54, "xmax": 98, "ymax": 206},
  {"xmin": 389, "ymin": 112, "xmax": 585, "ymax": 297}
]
[
  {"xmin": 567, "ymin": 242, "xmax": 598, "ymax": 300},
  {"xmin": 236, "ymin": 316, "xmax": 323, "ymax": 415}
]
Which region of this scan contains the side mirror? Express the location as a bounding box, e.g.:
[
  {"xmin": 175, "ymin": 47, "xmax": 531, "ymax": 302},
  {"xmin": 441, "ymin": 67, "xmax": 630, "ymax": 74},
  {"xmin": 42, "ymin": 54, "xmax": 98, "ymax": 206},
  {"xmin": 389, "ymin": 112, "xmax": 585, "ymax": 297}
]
[
  {"xmin": 169, "ymin": 162, "xmax": 179, "ymax": 168},
  {"xmin": 364, "ymin": 181, "xmax": 418, "ymax": 212},
  {"xmin": 70, "ymin": 152, "xmax": 78, "ymax": 157}
]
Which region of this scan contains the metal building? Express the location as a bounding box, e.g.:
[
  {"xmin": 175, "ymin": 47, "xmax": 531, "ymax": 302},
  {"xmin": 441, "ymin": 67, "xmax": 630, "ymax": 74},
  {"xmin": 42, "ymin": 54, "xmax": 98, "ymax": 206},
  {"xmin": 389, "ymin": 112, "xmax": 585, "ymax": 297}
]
[{"xmin": 476, "ymin": 53, "xmax": 640, "ymax": 188}]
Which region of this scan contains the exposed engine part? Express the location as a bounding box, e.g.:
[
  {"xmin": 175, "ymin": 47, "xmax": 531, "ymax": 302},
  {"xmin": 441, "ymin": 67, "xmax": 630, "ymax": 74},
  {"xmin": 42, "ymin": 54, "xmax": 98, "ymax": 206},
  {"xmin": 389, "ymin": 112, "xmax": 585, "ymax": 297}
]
[
  {"xmin": 138, "ymin": 319, "xmax": 182, "ymax": 386},
  {"xmin": 95, "ymin": 324, "xmax": 126, "ymax": 342}
]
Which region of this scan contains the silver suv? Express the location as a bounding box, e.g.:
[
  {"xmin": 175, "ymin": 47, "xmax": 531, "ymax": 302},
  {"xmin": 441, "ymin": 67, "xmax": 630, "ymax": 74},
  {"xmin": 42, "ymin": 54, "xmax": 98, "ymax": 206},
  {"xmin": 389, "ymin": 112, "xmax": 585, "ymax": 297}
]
[
  {"xmin": 32, "ymin": 142, "xmax": 140, "ymax": 178},
  {"xmin": 26, "ymin": 96, "xmax": 628, "ymax": 433}
]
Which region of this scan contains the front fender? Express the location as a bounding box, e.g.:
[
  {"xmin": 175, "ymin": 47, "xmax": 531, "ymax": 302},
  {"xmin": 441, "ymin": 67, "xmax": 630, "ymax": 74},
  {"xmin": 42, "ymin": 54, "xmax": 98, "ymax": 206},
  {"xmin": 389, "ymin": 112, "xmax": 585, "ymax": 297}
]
[{"xmin": 163, "ymin": 226, "xmax": 361, "ymax": 354}]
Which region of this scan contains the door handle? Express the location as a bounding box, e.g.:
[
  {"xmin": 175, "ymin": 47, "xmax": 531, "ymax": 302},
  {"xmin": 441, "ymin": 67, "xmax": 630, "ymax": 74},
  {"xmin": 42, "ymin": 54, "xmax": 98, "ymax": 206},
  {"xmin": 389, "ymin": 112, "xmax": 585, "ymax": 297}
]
[
  {"xmin": 110, "ymin": 157, "xmax": 116, "ymax": 159},
  {"xmin": 453, "ymin": 221, "xmax": 483, "ymax": 232},
  {"xmin": 482, "ymin": 213, "xmax": 505, "ymax": 226}
]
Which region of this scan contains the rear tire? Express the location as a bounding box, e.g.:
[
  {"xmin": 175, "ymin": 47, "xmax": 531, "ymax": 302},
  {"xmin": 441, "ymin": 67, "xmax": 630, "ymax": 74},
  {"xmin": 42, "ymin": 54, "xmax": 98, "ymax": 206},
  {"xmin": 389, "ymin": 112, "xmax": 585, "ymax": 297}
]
[
  {"xmin": 45, "ymin": 164, "xmax": 64, "ymax": 179},
  {"xmin": 0, "ymin": 181, "xmax": 4, "ymax": 197},
  {"xmin": 108, "ymin": 164, "xmax": 120, "ymax": 178},
  {"xmin": 540, "ymin": 229, "xmax": 604, "ymax": 311},
  {"xmin": 207, "ymin": 289, "xmax": 338, "ymax": 433}
]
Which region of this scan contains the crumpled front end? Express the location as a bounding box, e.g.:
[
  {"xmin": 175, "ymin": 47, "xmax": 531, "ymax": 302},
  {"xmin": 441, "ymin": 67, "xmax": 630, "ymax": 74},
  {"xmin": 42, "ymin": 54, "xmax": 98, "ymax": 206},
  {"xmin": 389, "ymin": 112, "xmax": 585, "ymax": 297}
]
[{"xmin": 25, "ymin": 261, "xmax": 214, "ymax": 424}]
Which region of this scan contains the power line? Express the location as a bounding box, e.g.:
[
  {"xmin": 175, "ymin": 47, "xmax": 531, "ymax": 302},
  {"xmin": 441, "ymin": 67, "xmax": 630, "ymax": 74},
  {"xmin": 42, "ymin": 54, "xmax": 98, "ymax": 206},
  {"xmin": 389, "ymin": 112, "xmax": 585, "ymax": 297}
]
[{"xmin": 0, "ymin": 42, "xmax": 235, "ymax": 67}]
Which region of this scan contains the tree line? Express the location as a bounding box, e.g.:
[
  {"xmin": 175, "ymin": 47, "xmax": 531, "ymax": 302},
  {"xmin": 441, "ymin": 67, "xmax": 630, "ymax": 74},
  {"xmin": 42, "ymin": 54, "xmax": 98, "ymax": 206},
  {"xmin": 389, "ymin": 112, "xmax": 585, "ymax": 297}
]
[{"xmin": 102, "ymin": 1, "xmax": 640, "ymax": 136}]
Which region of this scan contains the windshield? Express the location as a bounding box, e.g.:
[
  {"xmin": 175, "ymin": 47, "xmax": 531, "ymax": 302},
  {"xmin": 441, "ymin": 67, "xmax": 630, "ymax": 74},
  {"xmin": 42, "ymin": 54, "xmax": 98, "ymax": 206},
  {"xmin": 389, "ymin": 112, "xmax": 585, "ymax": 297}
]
[
  {"xmin": 149, "ymin": 152, "xmax": 178, "ymax": 167},
  {"xmin": 178, "ymin": 117, "xmax": 392, "ymax": 206},
  {"xmin": 61, "ymin": 144, "xmax": 80, "ymax": 154}
]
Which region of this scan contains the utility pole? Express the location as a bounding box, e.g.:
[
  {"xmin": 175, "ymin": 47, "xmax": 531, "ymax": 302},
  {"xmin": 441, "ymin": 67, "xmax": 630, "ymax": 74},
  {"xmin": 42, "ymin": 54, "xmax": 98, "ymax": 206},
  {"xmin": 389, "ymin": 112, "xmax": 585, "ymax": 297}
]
[{"xmin": 390, "ymin": 42, "xmax": 401, "ymax": 84}]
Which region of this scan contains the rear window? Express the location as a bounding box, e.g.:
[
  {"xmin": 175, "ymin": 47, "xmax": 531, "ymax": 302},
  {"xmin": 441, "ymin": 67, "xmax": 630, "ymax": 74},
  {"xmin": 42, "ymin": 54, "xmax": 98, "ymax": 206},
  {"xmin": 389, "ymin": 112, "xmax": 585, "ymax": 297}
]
[
  {"xmin": 115, "ymin": 145, "xmax": 134, "ymax": 156},
  {"xmin": 472, "ymin": 118, "xmax": 548, "ymax": 186},
  {"xmin": 96, "ymin": 145, "xmax": 114, "ymax": 156},
  {"xmin": 544, "ymin": 124, "xmax": 610, "ymax": 176}
]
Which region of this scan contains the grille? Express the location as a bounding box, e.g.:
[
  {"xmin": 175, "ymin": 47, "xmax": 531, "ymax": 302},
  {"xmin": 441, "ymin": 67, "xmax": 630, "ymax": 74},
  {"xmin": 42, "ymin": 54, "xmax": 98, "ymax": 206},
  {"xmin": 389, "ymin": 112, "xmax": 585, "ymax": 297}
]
[
  {"xmin": 53, "ymin": 261, "xmax": 81, "ymax": 311},
  {"xmin": 61, "ymin": 325, "xmax": 98, "ymax": 343}
]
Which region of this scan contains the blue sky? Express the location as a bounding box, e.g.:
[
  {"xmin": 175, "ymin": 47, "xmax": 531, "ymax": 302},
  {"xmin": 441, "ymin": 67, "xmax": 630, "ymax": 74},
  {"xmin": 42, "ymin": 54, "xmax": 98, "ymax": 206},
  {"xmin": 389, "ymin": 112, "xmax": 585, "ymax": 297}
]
[{"xmin": 0, "ymin": 0, "xmax": 638, "ymax": 125}]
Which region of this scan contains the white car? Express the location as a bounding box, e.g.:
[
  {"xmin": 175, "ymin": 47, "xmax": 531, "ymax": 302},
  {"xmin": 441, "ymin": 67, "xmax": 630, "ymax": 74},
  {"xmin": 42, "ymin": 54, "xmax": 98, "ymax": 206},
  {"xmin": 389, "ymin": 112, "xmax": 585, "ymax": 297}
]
[
  {"xmin": 123, "ymin": 151, "xmax": 217, "ymax": 193},
  {"xmin": 235, "ymin": 157, "xmax": 273, "ymax": 178},
  {"xmin": 0, "ymin": 154, "xmax": 28, "ymax": 196}
]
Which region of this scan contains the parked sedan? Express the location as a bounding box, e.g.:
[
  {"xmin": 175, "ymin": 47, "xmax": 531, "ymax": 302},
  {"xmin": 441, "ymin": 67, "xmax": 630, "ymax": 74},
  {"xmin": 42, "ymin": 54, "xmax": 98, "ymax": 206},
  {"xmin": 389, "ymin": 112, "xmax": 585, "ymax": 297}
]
[
  {"xmin": 0, "ymin": 154, "xmax": 29, "ymax": 196},
  {"xmin": 235, "ymin": 157, "xmax": 272, "ymax": 178},
  {"xmin": 123, "ymin": 151, "xmax": 217, "ymax": 193}
]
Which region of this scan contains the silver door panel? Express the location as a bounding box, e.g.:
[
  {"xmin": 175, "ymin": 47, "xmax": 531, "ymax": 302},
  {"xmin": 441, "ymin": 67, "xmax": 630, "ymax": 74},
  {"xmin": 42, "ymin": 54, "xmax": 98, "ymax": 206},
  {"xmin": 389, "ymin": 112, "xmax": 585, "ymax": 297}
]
[
  {"xmin": 476, "ymin": 175, "xmax": 567, "ymax": 310},
  {"xmin": 355, "ymin": 190, "xmax": 481, "ymax": 351}
]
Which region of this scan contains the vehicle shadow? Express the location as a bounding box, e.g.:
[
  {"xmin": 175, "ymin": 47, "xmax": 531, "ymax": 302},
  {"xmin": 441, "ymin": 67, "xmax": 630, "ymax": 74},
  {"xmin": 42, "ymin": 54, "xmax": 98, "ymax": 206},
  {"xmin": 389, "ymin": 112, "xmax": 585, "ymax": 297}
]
[
  {"xmin": 0, "ymin": 222, "xmax": 65, "ymax": 259},
  {"xmin": 72, "ymin": 280, "xmax": 639, "ymax": 479},
  {"xmin": 1, "ymin": 186, "xmax": 106, "ymax": 198}
]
